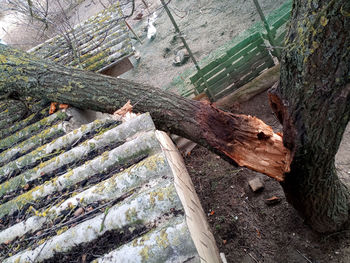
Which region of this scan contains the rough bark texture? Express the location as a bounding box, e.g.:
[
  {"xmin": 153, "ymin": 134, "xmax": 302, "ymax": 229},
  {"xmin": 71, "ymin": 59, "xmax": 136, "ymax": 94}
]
[
  {"xmin": 0, "ymin": 44, "xmax": 290, "ymax": 180},
  {"xmin": 0, "ymin": 99, "xmax": 27, "ymax": 130},
  {"xmin": 269, "ymin": 0, "xmax": 350, "ymax": 232}
]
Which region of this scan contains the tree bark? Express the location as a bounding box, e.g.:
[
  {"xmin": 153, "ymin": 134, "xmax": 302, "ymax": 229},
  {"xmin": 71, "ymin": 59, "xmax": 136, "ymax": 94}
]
[
  {"xmin": 0, "ymin": 99, "xmax": 27, "ymax": 130},
  {"xmin": 0, "ymin": 44, "xmax": 290, "ymax": 181},
  {"xmin": 269, "ymin": 0, "xmax": 350, "ymax": 232}
]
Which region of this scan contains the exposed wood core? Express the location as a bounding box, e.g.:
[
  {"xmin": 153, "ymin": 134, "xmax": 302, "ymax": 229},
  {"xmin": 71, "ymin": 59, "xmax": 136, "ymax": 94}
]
[{"xmin": 196, "ymin": 102, "xmax": 291, "ymax": 181}]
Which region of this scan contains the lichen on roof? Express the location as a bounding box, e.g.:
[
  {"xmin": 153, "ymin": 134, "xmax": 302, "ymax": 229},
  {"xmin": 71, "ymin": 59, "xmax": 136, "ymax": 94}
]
[
  {"xmin": 28, "ymin": 2, "xmax": 134, "ymax": 72},
  {"xmin": 0, "ymin": 100, "xmax": 219, "ymax": 261}
]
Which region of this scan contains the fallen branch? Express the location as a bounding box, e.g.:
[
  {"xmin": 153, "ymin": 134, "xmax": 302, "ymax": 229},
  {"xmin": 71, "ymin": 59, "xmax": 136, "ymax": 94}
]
[{"xmin": 0, "ymin": 44, "xmax": 290, "ymax": 180}]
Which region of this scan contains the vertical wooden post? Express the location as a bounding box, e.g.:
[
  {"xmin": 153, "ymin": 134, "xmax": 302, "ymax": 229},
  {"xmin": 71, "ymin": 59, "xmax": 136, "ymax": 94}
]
[
  {"xmin": 160, "ymin": 0, "xmax": 213, "ymax": 101},
  {"xmin": 125, "ymin": 21, "xmax": 143, "ymax": 44},
  {"xmin": 252, "ymin": 0, "xmax": 281, "ymax": 59}
]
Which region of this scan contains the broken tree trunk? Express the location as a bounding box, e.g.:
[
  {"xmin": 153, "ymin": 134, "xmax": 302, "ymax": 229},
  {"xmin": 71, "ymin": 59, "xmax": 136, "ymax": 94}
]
[
  {"xmin": 0, "ymin": 44, "xmax": 290, "ymax": 181},
  {"xmin": 269, "ymin": 0, "xmax": 350, "ymax": 232}
]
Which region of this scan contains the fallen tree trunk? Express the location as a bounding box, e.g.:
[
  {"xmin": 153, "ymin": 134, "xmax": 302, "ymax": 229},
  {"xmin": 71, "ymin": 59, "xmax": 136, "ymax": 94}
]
[{"xmin": 0, "ymin": 44, "xmax": 290, "ymax": 181}]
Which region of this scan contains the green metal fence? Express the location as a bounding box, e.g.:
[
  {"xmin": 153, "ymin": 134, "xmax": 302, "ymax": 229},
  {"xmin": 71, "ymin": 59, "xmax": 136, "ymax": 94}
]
[{"xmin": 184, "ymin": 0, "xmax": 292, "ymax": 101}]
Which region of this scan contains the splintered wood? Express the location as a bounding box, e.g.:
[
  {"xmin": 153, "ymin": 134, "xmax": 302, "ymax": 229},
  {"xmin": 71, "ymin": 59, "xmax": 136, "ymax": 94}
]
[
  {"xmin": 113, "ymin": 100, "xmax": 133, "ymax": 117},
  {"xmin": 197, "ymin": 102, "xmax": 291, "ymax": 181},
  {"xmin": 224, "ymin": 115, "xmax": 291, "ymax": 181}
]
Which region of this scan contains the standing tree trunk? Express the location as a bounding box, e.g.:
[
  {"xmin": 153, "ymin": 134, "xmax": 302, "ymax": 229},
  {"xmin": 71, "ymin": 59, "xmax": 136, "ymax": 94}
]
[{"xmin": 269, "ymin": 0, "xmax": 350, "ymax": 232}]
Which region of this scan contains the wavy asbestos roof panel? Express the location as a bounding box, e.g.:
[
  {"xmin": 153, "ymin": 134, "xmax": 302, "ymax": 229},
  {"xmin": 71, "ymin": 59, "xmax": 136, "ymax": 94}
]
[
  {"xmin": 0, "ymin": 105, "xmax": 220, "ymax": 262},
  {"xmin": 28, "ymin": 3, "xmax": 133, "ymax": 73}
]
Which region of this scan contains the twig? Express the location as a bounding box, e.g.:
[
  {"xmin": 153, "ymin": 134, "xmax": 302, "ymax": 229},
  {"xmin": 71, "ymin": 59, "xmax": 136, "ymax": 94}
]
[
  {"xmin": 322, "ymin": 230, "xmax": 350, "ymax": 241},
  {"xmin": 248, "ymin": 252, "xmax": 259, "ymax": 263},
  {"xmin": 32, "ymin": 239, "xmax": 49, "ymax": 263},
  {"xmin": 99, "ymin": 206, "xmax": 110, "ymax": 232},
  {"xmin": 296, "ymin": 249, "xmax": 313, "ymax": 263}
]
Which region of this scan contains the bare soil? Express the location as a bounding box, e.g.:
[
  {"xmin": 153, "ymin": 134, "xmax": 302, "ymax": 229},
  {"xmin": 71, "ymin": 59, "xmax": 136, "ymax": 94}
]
[
  {"xmin": 1, "ymin": 0, "xmax": 350, "ymax": 262},
  {"xmin": 185, "ymin": 91, "xmax": 350, "ymax": 263}
]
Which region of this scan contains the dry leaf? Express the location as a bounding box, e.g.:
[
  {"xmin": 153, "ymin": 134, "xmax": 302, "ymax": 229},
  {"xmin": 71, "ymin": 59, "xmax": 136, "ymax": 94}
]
[
  {"xmin": 265, "ymin": 196, "xmax": 281, "ymax": 205},
  {"xmin": 74, "ymin": 207, "xmax": 84, "ymax": 217},
  {"xmin": 59, "ymin": 103, "xmax": 69, "ymax": 110},
  {"xmin": 49, "ymin": 102, "xmax": 58, "ymax": 114}
]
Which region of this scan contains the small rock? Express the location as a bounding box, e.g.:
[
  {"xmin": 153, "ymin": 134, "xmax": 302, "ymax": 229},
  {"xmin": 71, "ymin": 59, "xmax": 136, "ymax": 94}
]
[
  {"xmin": 163, "ymin": 47, "xmax": 172, "ymax": 58},
  {"xmin": 74, "ymin": 207, "xmax": 84, "ymax": 217},
  {"xmin": 265, "ymin": 196, "xmax": 281, "ymax": 205},
  {"xmin": 133, "ymin": 13, "xmax": 143, "ymax": 20},
  {"xmin": 248, "ymin": 178, "xmax": 264, "ymax": 192},
  {"xmin": 134, "ymin": 50, "xmax": 141, "ymax": 61},
  {"xmin": 220, "ymin": 252, "xmax": 228, "ymax": 263},
  {"xmin": 173, "ymin": 49, "xmax": 189, "ymax": 66}
]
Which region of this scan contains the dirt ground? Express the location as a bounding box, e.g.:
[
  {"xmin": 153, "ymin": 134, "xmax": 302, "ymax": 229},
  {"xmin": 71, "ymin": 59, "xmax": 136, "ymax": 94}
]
[
  {"xmin": 185, "ymin": 91, "xmax": 350, "ymax": 263},
  {"xmin": 121, "ymin": 0, "xmax": 286, "ymax": 89},
  {"xmin": 1, "ymin": 0, "xmax": 350, "ymax": 262}
]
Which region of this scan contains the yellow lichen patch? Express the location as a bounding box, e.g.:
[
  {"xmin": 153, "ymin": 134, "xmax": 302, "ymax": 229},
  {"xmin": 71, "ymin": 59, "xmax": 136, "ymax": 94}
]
[
  {"xmin": 133, "ymin": 231, "xmax": 151, "ymax": 247},
  {"xmin": 0, "ymin": 54, "xmax": 8, "ymax": 63},
  {"xmin": 13, "ymin": 243, "xmax": 21, "ymax": 252},
  {"xmin": 63, "ymin": 84, "xmax": 73, "ymax": 92},
  {"xmin": 143, "ymin": 154, "xmax": 165, "ymax": 171},
  {"xmin": 80, "ymin": 124, "xmax": 88, "ymax": 132},
  {"xmin": 155, "ymin": 229, "xmax": 169, "ymax": 248},
  {"xmin": 140, "ymin": 245, "xmax": 150, "ymax": 261},
  {"xmin": 125, "ymin": 207, "xmax": 138, "ymax": 222},
  {"xmin": 63, "ymin": 169, "xmax": 74, "ymax": 180},
  {"xmin": 37, "ymin": 239, "xmax": 46, "ymax": 245},
  {"xmin": 39, "ymin": 156, "xmax": 58, "ymax": 169},
  {"xmin": 101, "ymin": 151, "xmax": 110, "ymax": 163},
  {"xmin": 149, "ymin": 189, "xmax": 165, "ymax": 206},
  {"xmin": 56, "ymin": 226, "xmax": 69, "ymax": 235},
  {"xmin": 320, "ymin": 16, "xmax": 328, "ymax": 27}
]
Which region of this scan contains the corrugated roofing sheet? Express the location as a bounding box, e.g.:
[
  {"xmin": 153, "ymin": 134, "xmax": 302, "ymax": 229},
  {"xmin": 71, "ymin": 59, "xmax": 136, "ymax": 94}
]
[
  {"xmin": 28, "ymin": 3, "xmax": 134, "ymax": 72},
  {"xmin": 0, "ymin": 103, "xmax": 220, "ymax": 262}
]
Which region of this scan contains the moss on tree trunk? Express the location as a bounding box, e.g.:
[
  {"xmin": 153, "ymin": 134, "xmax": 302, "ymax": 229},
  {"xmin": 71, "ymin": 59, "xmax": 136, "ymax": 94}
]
[
  {"xmin": 0, "ymin": 44, "xmax": 290, "ymax": 181},
  {"xmin": 269, "ymin": 0, "xmax": 350, "ymax": 232}
]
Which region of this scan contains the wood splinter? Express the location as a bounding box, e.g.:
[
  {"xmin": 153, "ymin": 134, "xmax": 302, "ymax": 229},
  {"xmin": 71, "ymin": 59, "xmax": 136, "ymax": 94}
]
[{"xmin": 197, "ymin": 102, "xmax": 291, "ymax": 181}]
